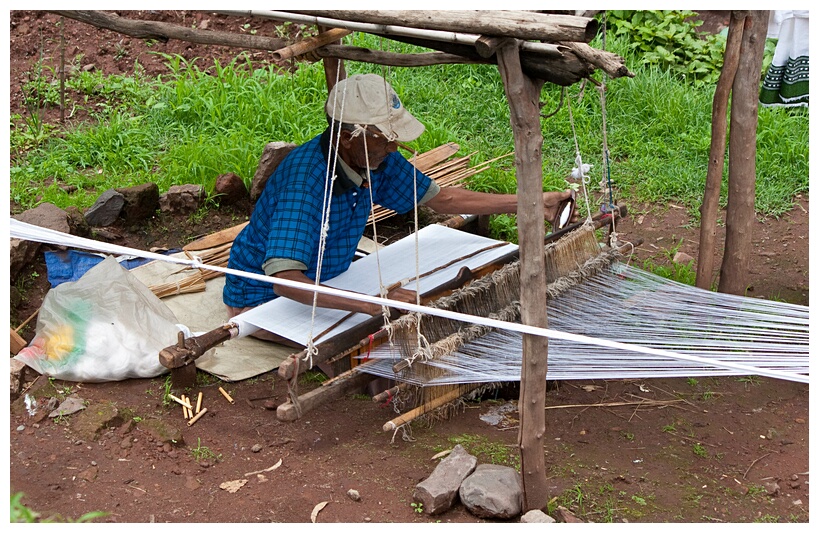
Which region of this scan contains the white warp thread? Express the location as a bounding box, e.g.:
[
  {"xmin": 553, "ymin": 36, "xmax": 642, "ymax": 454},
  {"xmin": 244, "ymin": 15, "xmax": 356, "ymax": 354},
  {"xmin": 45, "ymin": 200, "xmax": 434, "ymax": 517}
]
[{"xmin": 9, "ymin": 218, "xmax": 809, "ymax": 384}]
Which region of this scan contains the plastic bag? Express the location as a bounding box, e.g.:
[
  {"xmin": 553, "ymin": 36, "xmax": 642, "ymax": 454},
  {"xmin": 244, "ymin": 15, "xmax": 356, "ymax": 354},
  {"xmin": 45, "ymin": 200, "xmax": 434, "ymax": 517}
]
[{"xmin": 15, "ymin": 255, "xmax": 187, "ymax": 382}]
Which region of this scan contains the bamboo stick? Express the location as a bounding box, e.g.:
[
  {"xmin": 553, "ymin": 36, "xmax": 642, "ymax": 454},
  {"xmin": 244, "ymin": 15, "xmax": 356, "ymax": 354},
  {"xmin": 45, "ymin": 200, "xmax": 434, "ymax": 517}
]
[
  {"xmin": 218, "ymin": 387, "xmax": 235, "ymax": 404},
  {"xmin": 168, "ymin": 393, "xmax": 192, "ymax": 410},
  {"xmin": 187, "ymin": 407, "xmax": 208, "ymax": 426},
  {"xmin": 382, "ymin": 387, "xmax": 464, "ymax": 431}
]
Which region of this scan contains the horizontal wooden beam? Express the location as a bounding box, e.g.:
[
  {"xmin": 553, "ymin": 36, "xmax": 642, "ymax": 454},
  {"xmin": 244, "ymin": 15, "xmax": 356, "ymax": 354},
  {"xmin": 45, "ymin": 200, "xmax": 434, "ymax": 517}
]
[
  {"xmin": 52, "ymin": 10, "xmax": 287, "ymax": 51},
  {"xmin": 287, "ymin": 10, "xmax": 598, "ymax": 42},
  {"xmin": 315, "ymin": 45, "xmax": 482, "ymax": 67}
]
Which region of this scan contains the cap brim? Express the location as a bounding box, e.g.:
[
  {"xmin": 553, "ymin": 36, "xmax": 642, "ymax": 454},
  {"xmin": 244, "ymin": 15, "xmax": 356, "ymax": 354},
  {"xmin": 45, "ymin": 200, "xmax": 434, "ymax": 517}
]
[{"xmin": 374, "ymin": 109, "xmax": 425, "ymax": 142}]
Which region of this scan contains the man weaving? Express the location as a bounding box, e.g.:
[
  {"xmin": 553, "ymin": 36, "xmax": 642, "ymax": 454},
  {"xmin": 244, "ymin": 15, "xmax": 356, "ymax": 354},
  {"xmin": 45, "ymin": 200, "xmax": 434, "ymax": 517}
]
[{"xmin": 223, "ymin": 73, "xmax": 574, "ymax": 341}]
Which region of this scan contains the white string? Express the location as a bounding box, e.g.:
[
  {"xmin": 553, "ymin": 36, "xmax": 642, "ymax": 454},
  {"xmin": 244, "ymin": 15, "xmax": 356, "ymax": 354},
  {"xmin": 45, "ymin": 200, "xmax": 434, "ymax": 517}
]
[
  {"xmin": 354, "ymin": 124, "xmax": 391, "ymax": 326},
  {"xmin": 355, "ymin": 262, "xmax": 809, "ymax": 385},
  {"xmin": 566, "ymin": 95, "xmax": 594, "ymax": 225},
  {"xmin": 303, "ymin": 68, "xmax": 347, "ymax": 369},
  {"xmin": 596, "ymin": 12, "xmax": 621, "ymax": 249},
  {"xmin": 15, "ymin": 218, "xmax": 806, "ymax": 384}
]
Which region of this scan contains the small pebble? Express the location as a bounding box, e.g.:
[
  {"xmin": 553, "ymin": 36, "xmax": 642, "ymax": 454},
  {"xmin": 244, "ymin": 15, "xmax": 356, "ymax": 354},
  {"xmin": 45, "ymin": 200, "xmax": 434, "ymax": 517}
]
[
  {"xmin": 251, "ymin": 444, "xmax": 263, "ymax": 453},
  {"xmin": 347, "ymin": 489, "xmax": 361, "ymax": 501},
  {"xmin": 16, "ymin": 425, "xmax": 25, "ymax": 432}
]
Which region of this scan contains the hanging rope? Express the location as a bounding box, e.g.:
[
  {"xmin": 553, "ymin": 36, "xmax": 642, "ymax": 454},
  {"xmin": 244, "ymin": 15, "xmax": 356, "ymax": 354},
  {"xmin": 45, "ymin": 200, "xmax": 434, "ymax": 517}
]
[
  {"xmin": 597, "ymin": 11, "xmax": 621, "ymax": 249},
  {"xmin": 303, "ymin": 61, "xmax": 347, "ymax": 370},
  {"xmin": 566, "ymin": 95, "xmax": 594, "ymax": 225}
]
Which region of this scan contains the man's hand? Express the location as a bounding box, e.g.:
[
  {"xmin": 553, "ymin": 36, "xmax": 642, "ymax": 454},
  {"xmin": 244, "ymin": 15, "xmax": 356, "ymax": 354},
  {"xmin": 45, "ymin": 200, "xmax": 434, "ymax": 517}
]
[
  {"xmin": 381, "ymin": 286, "xmax": 418, "ymax": 316},
  {"xmin": 542, "ymin": 190, "xmax": 579, "ymax": 228}
]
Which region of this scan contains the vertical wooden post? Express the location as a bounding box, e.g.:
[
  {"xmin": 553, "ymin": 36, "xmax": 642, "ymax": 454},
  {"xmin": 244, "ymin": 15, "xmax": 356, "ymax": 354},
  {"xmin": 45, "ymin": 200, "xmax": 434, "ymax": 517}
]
[
  {"xmin": 719, "ymin": 10, "xmax": 768, "ymax": 295},
  {"xmin": 696, "ymin": 11, "xmax": 747, "ymax": 290},
  {"xmin": 496, "ymin": 41, "xmax": 550, "ymax": 511},
  {"xmin": 319, "ymin": 25, "xmax": 346, "ymax": 92}
]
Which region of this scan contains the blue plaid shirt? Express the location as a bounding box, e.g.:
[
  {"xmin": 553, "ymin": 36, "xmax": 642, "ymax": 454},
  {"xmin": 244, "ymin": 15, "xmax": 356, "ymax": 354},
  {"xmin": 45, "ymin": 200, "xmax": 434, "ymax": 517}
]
[{"xmin": 223, "ymin": 129, "xmax": 434, "ymax": 308}]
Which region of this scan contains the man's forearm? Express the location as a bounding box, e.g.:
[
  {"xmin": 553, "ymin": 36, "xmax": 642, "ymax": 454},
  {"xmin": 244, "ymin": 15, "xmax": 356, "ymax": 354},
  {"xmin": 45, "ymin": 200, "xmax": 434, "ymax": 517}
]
[
  {"xmin": 424, "ymin": 188, "xmax": 518, "ymax": 215},
  {"xmin": 272, "ymin": 270, "xmax": 380, "ymax": 315}
]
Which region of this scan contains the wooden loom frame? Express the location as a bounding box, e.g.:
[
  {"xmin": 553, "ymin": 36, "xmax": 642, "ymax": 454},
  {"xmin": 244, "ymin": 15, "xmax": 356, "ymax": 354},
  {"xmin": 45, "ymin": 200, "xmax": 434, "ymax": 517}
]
[{"xmin": 57, "ymin": 9, "xmax": 634, "ymax": 510}]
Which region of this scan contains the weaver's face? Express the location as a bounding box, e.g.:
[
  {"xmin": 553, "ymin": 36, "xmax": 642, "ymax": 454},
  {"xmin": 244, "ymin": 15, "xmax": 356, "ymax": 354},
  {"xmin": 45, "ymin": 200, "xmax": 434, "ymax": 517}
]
[{"xmin": 340, "ymin": 127, "xmax": 398, "ymax": 170}]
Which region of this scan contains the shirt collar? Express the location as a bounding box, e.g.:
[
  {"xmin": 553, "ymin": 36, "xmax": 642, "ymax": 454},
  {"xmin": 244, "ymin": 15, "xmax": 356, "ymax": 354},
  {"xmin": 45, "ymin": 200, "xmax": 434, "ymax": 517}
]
[{"xmin": 319, "ymin": 127, "xmax": 385, "ymax": 196}]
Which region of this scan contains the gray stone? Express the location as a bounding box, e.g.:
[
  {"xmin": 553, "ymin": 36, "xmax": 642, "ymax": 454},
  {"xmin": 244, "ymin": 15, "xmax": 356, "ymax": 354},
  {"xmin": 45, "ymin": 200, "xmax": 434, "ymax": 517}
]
[
  {"xmin": 347, "ymin": 488, "xmax": 361, "ymax": 501},
  {"xmin": 413, "ymin": 444, "xmax": 478, "ymax": 515},
  {"xmin": 554, "ymin": 505, "xmax": 584, "ymax": 523},
  {"xmin": 521, "ymin": 509, "xmax": 555, "ymax": 523},
  {"xmin": 84, "ymin": 189, "xmax": 125, "ymax": 226},
  {"xmin": 673, "ymin": 251, "xmax": 695, "ymax": 265},
  {"xmin": 116, "ymin": 182, "xmax": 159, "ymax": 223},
  {"xmin": 764, "ymin": 481, "xmax": 780, "ymax": 496},
  {"xmin": 159, "ymin": 184, "xmax": 205, "ymax": 215},
  {"xmin": 70, "ymin": 401, "xmax": 124, "ymax": 442},
  {"xmin": 459, "ymin": 464, "xmax": 523, "ymax": 519},
  {"xmin": 250, "ymin": 141, "xmax": 297, "ymax": 202},
  {"xmin": 49, "ymin": 396, "xmax": 87, "ymax": 417}
]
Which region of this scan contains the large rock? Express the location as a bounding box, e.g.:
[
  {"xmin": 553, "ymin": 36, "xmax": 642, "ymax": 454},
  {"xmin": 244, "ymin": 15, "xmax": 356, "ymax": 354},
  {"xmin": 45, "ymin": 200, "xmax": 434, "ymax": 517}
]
[
  {"xmin": 459, "ymin": 464, "xmax": 523, "ymax": 519},
  {"xmin": 249, "ymin": 141, "xmax": 296, "ymax": 202},
  {"xmin": 413, "ymin": 444, "xmax": 477, "ymax": 515},
  {"xmin": 84, "ymin": 188, "xmax": 125, "ymax": 226},
  {"xmin": 64, "ymin": 205, "xmax": 91, "ymax": 237},
  {"xmin": 70, "ymin": 401, "xmax": 124, "ymax": 442},
  {"xmin": 116, "ymin": 182, "xmax": 159, "ymax": 223},
  {"xmin": 10, "ymin": 203, "xmax": 71, "ymax": 281},
  {"xmin": 213, "ymin": 172, "xmax": 248, "ymax": 206},
  {"xmin": 159, "ymin": 184, "xmax": 205, "ymax": 215}
]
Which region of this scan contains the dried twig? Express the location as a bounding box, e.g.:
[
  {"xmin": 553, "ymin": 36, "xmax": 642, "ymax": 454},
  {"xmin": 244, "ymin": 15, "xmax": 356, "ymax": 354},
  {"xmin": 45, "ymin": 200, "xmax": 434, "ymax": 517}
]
[{"xmin": 743, "ymin": 453, "xmax": 771, "ymax": 479}]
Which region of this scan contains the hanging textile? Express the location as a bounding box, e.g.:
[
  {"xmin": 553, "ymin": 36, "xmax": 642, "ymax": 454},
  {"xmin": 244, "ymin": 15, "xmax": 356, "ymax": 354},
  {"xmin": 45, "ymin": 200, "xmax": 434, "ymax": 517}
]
[{"xmin": 760, "ymin": 10, "xmax": 809, "ymax": 107}]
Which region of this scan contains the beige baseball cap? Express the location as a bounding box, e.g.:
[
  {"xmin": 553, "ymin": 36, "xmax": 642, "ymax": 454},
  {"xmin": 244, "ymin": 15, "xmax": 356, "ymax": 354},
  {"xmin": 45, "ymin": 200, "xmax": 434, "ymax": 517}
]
[{"xmin": 325, "ymin": 73, "xmax": 425, "ymax": 142}]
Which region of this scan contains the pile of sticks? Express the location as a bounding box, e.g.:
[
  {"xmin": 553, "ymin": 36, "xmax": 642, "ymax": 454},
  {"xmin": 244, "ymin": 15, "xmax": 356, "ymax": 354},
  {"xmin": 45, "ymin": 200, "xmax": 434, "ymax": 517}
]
[
  {"xmin": 369, "ymin": 143, "xmax": 513, "ymax": 224},
  {"xmin": 147, "ymin": 243, "xmax": 232, "ymax": 299}
]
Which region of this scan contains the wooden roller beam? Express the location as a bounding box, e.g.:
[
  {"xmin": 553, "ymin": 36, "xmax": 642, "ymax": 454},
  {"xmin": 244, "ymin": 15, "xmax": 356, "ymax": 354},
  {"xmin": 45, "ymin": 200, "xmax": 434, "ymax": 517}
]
[{"xmin": 276, "ymin": 370, "xmax": 373, "ymax": 421}]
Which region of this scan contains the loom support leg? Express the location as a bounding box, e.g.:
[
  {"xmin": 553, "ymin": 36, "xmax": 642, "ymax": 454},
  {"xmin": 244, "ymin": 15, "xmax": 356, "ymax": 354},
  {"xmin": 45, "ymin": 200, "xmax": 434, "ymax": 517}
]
[{"xmin": 276, "ymin": 370, "xmax": 373, "ymax": 422}]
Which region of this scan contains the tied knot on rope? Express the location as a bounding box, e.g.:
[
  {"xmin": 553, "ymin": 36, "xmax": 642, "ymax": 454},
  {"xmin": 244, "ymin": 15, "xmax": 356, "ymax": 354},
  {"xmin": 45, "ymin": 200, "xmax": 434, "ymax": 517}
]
[
  {"xmin": 571, "ymin": 154, "xmax": 592, "ymax": 182},
  {"xmin": 350, "ymin": 123, "xmax": 397, "ymax": 143},
  {"xmin": 302, "ymin": 341, "xmax": 318, "ymax": 370}
]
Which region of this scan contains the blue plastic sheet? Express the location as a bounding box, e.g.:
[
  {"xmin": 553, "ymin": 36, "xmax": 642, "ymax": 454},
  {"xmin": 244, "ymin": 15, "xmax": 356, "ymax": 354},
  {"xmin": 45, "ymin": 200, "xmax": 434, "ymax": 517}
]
[{"xmin": 44, "ymin": 249, "xmax": 178, "ymax": 288}]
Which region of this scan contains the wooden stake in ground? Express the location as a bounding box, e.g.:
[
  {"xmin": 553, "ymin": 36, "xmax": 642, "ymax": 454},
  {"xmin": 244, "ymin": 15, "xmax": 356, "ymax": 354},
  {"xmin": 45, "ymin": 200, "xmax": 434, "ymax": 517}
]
[
  {"xmin": 696, "ymin": 11, "xmax": 748, "ymax": 290},
  {"xmin": 496, "ymin": 40, "xmax": 550, "ymax": 512},
  {"xmin": 719, "ymin": 10, "xmax": 769, "ymax": 296}
]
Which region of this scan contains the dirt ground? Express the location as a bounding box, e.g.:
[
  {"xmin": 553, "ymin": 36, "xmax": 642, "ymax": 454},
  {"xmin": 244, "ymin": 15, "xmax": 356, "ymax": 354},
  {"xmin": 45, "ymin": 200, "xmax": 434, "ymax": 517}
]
[{"xmin": 7, "ymin": 11, "xmax": 809, "ymax": 524}]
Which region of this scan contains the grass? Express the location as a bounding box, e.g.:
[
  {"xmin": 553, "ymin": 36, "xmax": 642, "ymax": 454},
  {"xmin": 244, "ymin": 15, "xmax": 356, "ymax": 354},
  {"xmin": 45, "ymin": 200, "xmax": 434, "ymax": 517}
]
[
  {"xmin": 10, "ymin": 30, "xmax": 808, "ymax": 233},
  {"xmin": 11, "ymin": 492, "xmax": 108, "ymax": 523},
  {"xmin": 444, "ymin": 433, "xmax": 519, "ymax": 469},
  {"xmin": 190, "ymin": 437, "xmax": 222, "ymax": 462}
]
